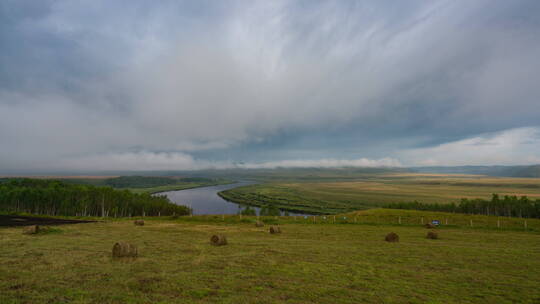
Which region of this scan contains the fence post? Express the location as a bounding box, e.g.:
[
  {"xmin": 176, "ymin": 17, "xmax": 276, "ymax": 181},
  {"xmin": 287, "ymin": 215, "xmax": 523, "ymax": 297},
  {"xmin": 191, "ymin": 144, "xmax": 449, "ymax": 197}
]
[
  {"xmin": 470, "ymin": 219, "xmax": 473, "ymax": 227},
  {"xmin": 333, "ymin": 215, "xmax": 336, "ymax": 223},
  {"xmin": 497, "ymin": 219, "xmax": 500, "ymax": 228},
  {"xmin": 222, "ymin": 214, "xmax": 225, "ymax": 221},
  {"xmin": 240, "ymin": 214, "xmax": 242, "ymax": 220},
  {"xmin": 421, "ymin": 217, "xmax": 424, "ymax": 224},
  {"xmin": 398, "ymin": 216, "xmax": 401, "ymax": 224},
  {"xmin": 445, "ymin": 218, "xmax": 448, "ymax": 225},
  {"xmin": 524, "ymin": 220, "xmax": 527, "ymax": 230}
]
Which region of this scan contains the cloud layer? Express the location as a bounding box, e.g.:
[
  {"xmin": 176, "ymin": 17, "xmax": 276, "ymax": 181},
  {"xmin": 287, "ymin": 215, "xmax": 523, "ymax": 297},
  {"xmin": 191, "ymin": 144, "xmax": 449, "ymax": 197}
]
[
  {"xmin": 50, "ymin": 152, "xmax": 402, "ymax": 172},
  {"xmin": 1, "ymin": 0, "xmax": 539, "ymax": 172},
  {"xmin": 400, "ymin": 127, "xmax": 540, "ymax": 166}
]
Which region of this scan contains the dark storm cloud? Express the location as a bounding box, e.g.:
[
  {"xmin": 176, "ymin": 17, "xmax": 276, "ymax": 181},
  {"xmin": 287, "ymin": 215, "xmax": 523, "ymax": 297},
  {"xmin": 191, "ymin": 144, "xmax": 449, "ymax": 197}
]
[{"xmin": 0, "ymin": 0, "xmax": 539, "ymax": 171}]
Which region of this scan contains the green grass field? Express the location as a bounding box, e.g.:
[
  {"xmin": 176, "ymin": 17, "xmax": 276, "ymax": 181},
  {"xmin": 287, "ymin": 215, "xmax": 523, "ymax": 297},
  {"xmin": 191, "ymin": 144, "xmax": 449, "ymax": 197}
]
[
  {"xmin": 31, "ymin": 176, "xmax": 234, "ymax": 194},
  {"xmin": 127, "ymin": 180, "xmax": 234, "ymax": 194},
  {"xmin": 219, "ymin": 174, "xmax": 540, "ymax": 214},
  {"xmin": 1, "ymin": 211, "xmax": 539, "ymax": 303}
]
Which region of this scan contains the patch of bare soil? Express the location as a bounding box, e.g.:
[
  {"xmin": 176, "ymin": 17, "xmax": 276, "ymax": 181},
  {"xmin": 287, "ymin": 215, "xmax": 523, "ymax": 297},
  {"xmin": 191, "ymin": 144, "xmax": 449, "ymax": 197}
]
[{"xmin": 0, "ymin": 215, "xmax": 96, "ymax": 227}]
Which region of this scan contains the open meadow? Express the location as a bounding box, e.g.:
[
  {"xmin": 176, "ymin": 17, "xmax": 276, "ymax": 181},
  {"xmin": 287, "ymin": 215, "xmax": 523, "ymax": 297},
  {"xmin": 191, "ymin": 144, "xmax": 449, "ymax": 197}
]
[
  {"xmin": 1, "ymin": 211, "xmax": 539, "ymax": 304},
  {"xmin": 219, "ymin": 173, "xmax": 540, "ymax": 214}
]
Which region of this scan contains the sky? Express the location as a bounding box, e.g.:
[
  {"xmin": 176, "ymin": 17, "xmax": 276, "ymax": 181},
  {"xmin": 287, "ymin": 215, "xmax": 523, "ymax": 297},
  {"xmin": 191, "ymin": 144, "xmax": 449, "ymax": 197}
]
[{"xmin": 1, "ymin": 0, "xmax": 539, "ymax": 172}]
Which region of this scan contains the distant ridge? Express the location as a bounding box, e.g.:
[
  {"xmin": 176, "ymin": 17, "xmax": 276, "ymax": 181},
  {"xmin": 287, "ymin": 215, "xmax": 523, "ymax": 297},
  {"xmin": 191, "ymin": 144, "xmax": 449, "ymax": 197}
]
[{"xmin": 412, "ymin": 165, "xmax": 540, "ymax": 178}]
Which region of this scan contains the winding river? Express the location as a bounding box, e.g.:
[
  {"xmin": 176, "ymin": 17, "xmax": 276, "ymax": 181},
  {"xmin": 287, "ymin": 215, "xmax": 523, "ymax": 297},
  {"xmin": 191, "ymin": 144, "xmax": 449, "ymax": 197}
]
[{"xmin": 160, "ymin": 181, "xmax": 306, "ymax": 215}]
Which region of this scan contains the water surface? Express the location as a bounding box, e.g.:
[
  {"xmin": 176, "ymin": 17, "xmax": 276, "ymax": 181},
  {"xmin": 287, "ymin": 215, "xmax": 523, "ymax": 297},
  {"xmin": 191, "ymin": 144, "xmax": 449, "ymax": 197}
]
[{"xmin": 160, "ymin": 181, "xmax": 306, "ymax": 215}]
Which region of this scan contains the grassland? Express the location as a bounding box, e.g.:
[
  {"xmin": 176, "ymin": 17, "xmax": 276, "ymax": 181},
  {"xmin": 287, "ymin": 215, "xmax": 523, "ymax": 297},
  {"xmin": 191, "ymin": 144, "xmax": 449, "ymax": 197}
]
[
  {"xmin": 219, "ymin": 173, "xmax": 540, "ymax": 214},
  {"xmin": 1, "ymin": 210, "xmax": 539, "ymax": 303},
  {"xmin": 127, "ymin": 180, "xmax": 234, "ymax": 194}
]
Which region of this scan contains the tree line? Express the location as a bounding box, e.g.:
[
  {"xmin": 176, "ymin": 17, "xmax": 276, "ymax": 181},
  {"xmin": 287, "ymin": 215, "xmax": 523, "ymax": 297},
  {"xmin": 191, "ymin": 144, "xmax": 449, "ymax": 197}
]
[
  {"xmin": 239, "ymin": 204, "xmax": 285, "ymax": 216},
  {"xmin": 0, "ymin": 179, "xmax": 191, "ymax": 217},
  {"xmin": 385, "ymin": 194, "xmax": 540, "ymax": 218}
]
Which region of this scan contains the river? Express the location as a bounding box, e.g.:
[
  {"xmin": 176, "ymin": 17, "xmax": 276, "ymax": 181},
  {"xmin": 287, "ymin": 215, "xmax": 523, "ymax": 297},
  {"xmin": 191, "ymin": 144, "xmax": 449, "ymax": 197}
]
[{"xmin": 159, "ymin": 181, "xmax": 306, "ymax": 216}]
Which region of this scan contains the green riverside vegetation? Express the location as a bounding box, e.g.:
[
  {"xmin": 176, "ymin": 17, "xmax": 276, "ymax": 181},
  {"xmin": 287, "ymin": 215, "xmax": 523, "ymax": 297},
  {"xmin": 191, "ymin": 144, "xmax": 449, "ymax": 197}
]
[
  {"xmin": 63, "ymin": 176, "xmax": 233, "ymax": 194},
  {"xmin": 219, "ymin": 174, "xmax": 540, "ymax": 214},
  {"xmin": 0, "ymin": 179, "xmax": 190, "ymax": 217},
  {"xmin": 385, "ymin": 194, "xmax": 540, "ymax": 218}
]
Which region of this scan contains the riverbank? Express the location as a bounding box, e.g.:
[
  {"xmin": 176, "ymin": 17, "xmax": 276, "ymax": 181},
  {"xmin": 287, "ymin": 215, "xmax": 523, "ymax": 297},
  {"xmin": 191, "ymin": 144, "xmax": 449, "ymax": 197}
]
[
  {"xmin": 217, "ymin": 175, "xmax": 540, "ymax": 214},
  {"xmin": 217, "ymin": 190, "xmax": 323, "ymax": 215},
  {"xmin": 137, "ymin": 180, "xmax": 235, "ymax": 195},
  {"xmin": 159, "ymin": 181, "xmax": 259, "ymax": 215}
]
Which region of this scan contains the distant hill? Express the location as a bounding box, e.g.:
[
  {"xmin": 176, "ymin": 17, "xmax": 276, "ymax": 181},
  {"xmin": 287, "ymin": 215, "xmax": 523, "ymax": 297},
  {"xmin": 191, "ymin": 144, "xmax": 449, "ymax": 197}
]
[
  {"xmin": 5, "ymin": 165, "xmax": 539, "ymax": 180},
  {"xmin": 412, "ymin": 165, "xmax": 540, "ymax": 178},
  {"xmin": 168, "ymin": 167, "xmax": 411, "ymax": 181}
]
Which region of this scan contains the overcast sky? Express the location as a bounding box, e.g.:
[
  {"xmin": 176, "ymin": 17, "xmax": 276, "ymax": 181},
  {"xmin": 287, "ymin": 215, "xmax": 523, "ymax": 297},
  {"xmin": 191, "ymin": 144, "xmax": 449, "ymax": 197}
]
[{"xmin": 1, "ymin": 0, "xmax": 539, "ymax": 172}]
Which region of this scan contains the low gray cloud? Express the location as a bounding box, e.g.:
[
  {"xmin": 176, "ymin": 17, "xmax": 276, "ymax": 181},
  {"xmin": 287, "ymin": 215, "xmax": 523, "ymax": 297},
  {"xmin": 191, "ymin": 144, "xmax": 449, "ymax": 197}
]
[
  {"xmin": 400, "ymin": 127, "xmax": 540, "ymax": 166},
  {"xmin": 47, "ymin": 152, "xmax": 401, "ymax": 172},
  {"xmin": 1, "ymin": 0, "xmax": 539, "ymax": 172}
]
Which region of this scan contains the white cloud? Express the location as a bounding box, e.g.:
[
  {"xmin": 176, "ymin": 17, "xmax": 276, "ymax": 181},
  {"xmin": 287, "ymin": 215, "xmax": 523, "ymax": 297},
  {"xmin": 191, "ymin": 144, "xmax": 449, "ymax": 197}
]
[
  {"xmin": 236, "ymin": 157, "xmax": 402, "ymax": 169},
  {"xmin": 400, "ymin": 127, "xmax": 540, "ymax": 166},
  {"xmin": 1, "ymin": 1, "xmax": 540, "ymax": 172},
  {"xmin": 48, "ymin": 151, "xmax": 401, "ymax": 171}
]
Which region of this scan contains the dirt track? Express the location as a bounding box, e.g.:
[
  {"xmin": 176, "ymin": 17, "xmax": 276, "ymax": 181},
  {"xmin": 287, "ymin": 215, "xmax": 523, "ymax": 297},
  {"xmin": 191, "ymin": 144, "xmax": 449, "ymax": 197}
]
[{"xmin": 0, "ymin": 215, "xmax": 96, "ymax": 227}]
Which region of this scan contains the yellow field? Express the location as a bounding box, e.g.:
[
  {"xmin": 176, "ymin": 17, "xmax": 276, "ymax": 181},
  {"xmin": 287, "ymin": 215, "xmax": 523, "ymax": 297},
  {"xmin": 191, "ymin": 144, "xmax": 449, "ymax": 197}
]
[{"xmin": 219, "ymin": 174, "xmax": 540, "ymax": 213}]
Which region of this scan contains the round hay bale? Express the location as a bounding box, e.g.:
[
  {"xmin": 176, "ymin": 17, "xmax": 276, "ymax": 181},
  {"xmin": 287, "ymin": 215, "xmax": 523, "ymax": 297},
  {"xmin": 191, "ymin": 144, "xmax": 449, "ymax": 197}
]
[
  {"xmin": 112, "ymin": 242, "xmax": 138, "ymax": 258},
  {"xmin": 134, "ymin": 219, "xmax": 145, "ymax": 226},
  {"xmin": 426, "ymin": 231, "xmax": 438, "ymax": 239},
  {"xmin": 424, "ymin": 223, "xmax": 435, "ymax": 229},
  {"xmin": 210, "ymin": 234, "xmax": 227, "ymax": 246},
  {"xmin": 255, "ymin": 221, "xmax": 264, "ymax": 227},
  {"xmin": 269, "ymin": 226, "xmax": 281, "ymax": 234},
  {"xmin": 23, "ymin": 225, "xmax": 39, "ymax": 235},
  {"xmin": 385, "ymin": 232, "xmax": 399, "ymax": 242}
]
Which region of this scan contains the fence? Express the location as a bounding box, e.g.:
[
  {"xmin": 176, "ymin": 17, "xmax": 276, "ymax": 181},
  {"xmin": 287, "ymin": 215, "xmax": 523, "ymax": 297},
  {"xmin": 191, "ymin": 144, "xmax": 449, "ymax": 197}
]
[{"xmin": 178, "ymin": 213, "xmax": 539, "ymax": 231}]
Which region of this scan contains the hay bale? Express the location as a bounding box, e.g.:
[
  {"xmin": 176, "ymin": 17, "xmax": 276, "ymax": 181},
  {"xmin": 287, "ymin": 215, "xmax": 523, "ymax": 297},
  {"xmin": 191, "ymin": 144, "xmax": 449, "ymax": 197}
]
[
  {"xmin": 210, "ymin": 234, "xmax": 227, "ymax": 246},
  {"xmin": 255, "ymin": 221, "xmax": 264, "ymax": 227},
  {"xmin": 23, "ymin": 225, "xmax": 39, "ymax": 234},
  {"xmin": 385, "ymin": 232, "xmax": 399, "ymax": 242},
  {"xmin": 269, "ymin": 226, "xmax": 281, "ymax": 234},
  {"xmin": 134, "ymin": 219, "xmax": 145, "ymax": 226},
  {"xmin": 424, "ymin": 223, "xmax": 435, "ymax": 229},
  {"xmin": 426, "ymin": 231, "xmax": 438, "ymax": 239},
  {"xmin": 112, "ymin": 242, "xmax": 138, "ymax": 258}
]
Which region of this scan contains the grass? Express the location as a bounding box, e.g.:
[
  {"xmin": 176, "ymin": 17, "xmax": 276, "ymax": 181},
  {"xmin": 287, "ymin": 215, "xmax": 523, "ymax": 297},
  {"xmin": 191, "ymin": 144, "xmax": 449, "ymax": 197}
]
[
  {"xmin": 64, "ymin": 178, "xmax": 234, "ymax": 194},
  {"xmin": 174, "ymin": 208, "xmax": 540, "ymax": 231},
  {"xmin": 127, "ymin": 180, "xmax": 234, "ymax": 194},
  {"xmin": 35, "ymin": 176, "xmax": 235, "ymax": 194},
  {"xmin": 1, "ymin": 211, "xmax": 539, "ymax": 303},
  {"xmin": 219, "ymin": 174, "xmax": 540, "ymax": 214},
  {"xmin": 36, "ymin": 226, "xmax": 64, "ymax": 235}
]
